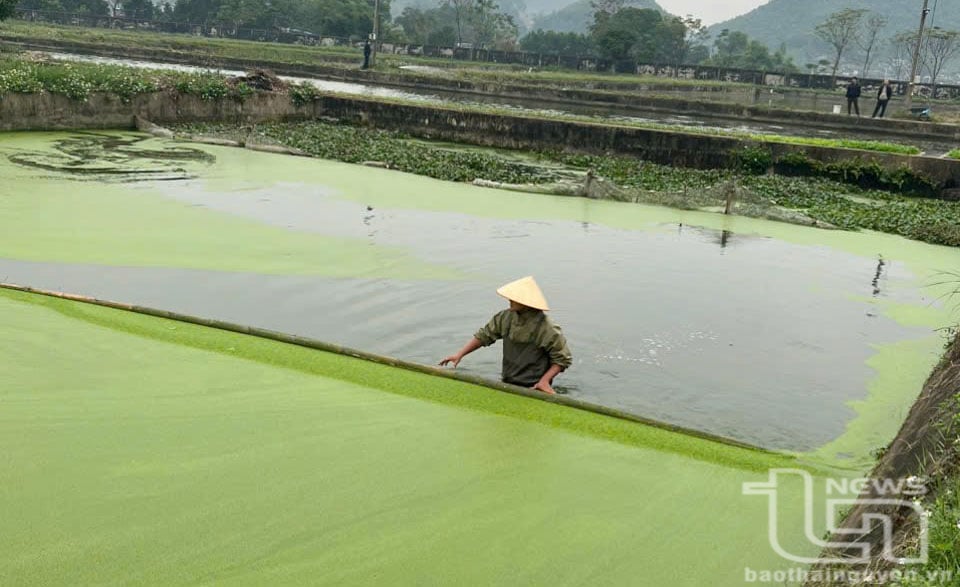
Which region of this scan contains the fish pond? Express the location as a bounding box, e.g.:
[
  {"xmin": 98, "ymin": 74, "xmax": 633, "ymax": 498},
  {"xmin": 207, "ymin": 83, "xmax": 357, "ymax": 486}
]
[
  {"xmin": 2, "ymin": 130, "xmax": 957, "ymax": 585},
  {"xmin": 1, "ymin": 131, "xmax": 958, "ymax": 471}
]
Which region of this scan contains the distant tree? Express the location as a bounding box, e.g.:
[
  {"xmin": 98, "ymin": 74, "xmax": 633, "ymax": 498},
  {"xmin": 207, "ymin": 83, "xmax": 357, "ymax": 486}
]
[
  {"xmin": 922, "ymin": 27, "xmax": 960, "ymax": 91},
  {"xmin": 814, "ymin": 8, "xmax": 867, "ymax": 81},
  {"xmin": 427, "ymin": 25, "xmax": 457, "ymax": 46},
  {"xmin": 18, "ymin": 0, "xmax": 66, "ymax": 10},
  {"xmin": 651, "ymin": 14, "xmax": 710, "ymax": 65},
  {"xmin": 445, "ymin": 0, "xmax": 472, "ymax": 45},
  {"xmin": 888, "ymin": 31, "xmax": 918, "ymax": 81},
  {"xmin": 587, "ymin": 0, "xmax": 625, "ymax": 41},
  {"xmin": 651, "ymin": 15, "xmax": 686, "ymax": 65},
  {"xmin": 172, "ymin": 0, "xmax": 223, "ymax": 23},
  {"xmin": 399, "ymin": 1, "xmax": 513, "ymax": 48},
  {"xmin": 0, "ymin": 0, "xmax": 16, "ymax": 21},
  {"xmin": 124, "ymin": 0, "xmax": 156, "ymax": 19},
  {"xmin": 679, "ymin": 15, "xmax": 710, "ymax": 64},
  {"xmin": 472, "ymin": 0, "xmax": 516, "ymax": 49},
  {"xmin": 857, "ymin": 13, "xmax": 887, "ymax": 78},
  {"xmin": 589, "ymin": 0, "xmax": 625, "ymax": 15},
  {"xmin": 396, "ymin": 6, "xmax": 440, "ymax": 45},
  {"xmin": 520, "ymin": 29, "xmax": 594, "ymax": 55},
  {"xmin": 591, "ymin": 7, "xmax": 661, "ymax": 63},
  {"xmin": 45, "ymin": 0, "xmax": 110, "ymax": 14},
  {"xmin": 707, "ymin": 29, "xmax": 796, "ymax": 72}
]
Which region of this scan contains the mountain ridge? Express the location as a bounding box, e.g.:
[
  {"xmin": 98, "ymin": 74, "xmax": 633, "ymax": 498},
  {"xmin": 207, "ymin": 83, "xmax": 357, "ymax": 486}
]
[{"xmin": 710, "ymin": 0, "xmax": 960, "ymax": 77}]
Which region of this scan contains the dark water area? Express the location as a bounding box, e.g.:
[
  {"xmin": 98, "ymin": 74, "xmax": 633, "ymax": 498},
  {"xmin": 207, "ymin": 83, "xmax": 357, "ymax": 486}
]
[{"xmin": 0, "ymin": 188, "xmax": 929, "ymax": 453}]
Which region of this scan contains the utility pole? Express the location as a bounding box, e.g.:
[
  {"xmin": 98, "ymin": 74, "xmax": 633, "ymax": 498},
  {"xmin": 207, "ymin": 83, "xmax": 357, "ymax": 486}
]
[
  {"xmin": 370, "ymin": 0, "xmax": 381, "ymax": 68},
  {"xmin": 905, "ymin": 0, "xmax": 930, "ymax": 111}
]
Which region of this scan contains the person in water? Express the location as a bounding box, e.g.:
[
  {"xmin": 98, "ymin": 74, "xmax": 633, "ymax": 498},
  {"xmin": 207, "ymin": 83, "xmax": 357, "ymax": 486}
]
[{"xmin": 440, "ymin": 276, "xmax": 572, "ymax": 394}]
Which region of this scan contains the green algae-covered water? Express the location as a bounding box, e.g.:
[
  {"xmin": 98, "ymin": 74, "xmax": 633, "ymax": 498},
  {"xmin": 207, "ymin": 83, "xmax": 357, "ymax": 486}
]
[
  {"xmin": 1, "ymin": 288, "xmax": 825, "ymax": 585},
  {"xmin": 1, "ymin": 131, "xmax": 958, "ymax": 473}
]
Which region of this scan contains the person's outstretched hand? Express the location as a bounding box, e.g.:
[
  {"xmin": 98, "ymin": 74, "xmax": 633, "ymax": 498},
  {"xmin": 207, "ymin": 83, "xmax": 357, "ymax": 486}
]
[{"xmin": 439, "ymin": 354, "xmax": 462, "ymax": 368}]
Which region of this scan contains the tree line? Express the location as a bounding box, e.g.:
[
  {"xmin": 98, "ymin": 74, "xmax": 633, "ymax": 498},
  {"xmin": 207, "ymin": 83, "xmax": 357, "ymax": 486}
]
[
  {"xmin": 8, "ymin": 0, "xmax": 799, "ymax": 71},
  {"xmin": 814, "ymin": 7, "xmax": 960, "ymax": 89},
  {"xmin": 521, "ymin": 0, "xmax": 795, "ymax": 71}
]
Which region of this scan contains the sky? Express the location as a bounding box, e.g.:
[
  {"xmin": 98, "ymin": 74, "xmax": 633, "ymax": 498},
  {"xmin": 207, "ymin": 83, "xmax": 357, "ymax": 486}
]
[{"xmin": 656, "ymin": 0, "xmax": 769, "ymax": 25}]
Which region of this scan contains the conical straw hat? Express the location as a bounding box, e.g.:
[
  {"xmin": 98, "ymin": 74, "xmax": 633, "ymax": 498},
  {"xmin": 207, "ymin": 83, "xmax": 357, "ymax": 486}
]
[{"xmin": 496, "ymin": 276, "xmax": 550, "ymax": 311}]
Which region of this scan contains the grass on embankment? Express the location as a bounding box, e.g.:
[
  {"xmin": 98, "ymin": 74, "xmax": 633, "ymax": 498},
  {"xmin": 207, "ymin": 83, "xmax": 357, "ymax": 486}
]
[
  {"xmin": 176, "ymin": 121, "xmax": 960, "ymax": 247},
  {"xmin": 0, "ymin": 55, "xmax": 249, "ymax": 101},
  {"xmin": 901, "ymin": 470, "xmax": 960, "ymax": 586},
  {"xmin": 0, "ymin": 52, "xmax": 925, "ymax": 157}
]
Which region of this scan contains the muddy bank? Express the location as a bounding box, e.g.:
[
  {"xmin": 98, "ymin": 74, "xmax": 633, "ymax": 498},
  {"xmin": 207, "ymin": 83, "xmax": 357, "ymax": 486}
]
[
  {"xmin": 810, "ymin": 331, "xmax": 960, "ymax": 583},
  {"xmin": 2, "ymin": 90, "xmax": 958, "ymax": 198}
]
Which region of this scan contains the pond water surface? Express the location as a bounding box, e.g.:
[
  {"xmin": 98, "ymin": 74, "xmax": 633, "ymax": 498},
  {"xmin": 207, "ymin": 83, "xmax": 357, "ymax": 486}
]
[{"xmin": 2, "ymin": 131, "xmax": 957, "ymax": 468}]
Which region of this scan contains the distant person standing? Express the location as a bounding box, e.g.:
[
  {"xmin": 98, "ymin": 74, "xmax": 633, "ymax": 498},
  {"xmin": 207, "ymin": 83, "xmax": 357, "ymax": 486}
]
[
  {"xmin": 845, "ymin": 77, "xmax": 861, "ymax": 116},
  {"xmin": 872, "ymin": 80, "xmax": 893, "ymax": 118},
  {"xmin": 362, "ymin": 40, "xmax": 372, "ymax": 70}
]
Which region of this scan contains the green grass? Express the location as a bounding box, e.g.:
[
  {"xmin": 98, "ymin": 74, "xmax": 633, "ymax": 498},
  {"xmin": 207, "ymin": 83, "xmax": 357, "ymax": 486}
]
[
  {"xmin": 901, "ymin": 466, "xmax": 960, "ymax": 586},
  {"xmin": 948, "ymin": 149, "xmax": 960, "ymax": 160},
  {"xmin": 761, "ymin": 136, "xmax": 922, "ymax": 155},
  {"xmin": 0, "ymin": 55, "xmax": 247, "ymax": 101}
]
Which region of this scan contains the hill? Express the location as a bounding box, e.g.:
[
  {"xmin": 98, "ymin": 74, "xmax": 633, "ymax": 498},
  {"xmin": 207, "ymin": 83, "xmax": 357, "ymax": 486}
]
[
  {"xmin": 711, "ymin": 0, "xmax": 960, "ymax": 78},
  {"xmin": 531, "ymin": 0, "xmax": 664, "ymax": 34}
]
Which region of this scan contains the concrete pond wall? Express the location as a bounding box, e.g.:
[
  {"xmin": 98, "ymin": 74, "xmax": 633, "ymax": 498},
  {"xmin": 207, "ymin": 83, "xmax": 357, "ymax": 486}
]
[
  {"xmin": 2, "ymin": 90, "xmax": 959, "ymax": 196},
  {"xmin": 9, "ymin": 36, "xmax": 960, "ymax": 137}
]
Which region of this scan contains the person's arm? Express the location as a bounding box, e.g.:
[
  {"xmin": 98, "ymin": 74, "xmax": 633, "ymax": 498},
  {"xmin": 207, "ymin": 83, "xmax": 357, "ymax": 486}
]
[
  {"xmin": 533, "ymin": 364, "xmax": 564, "ymax": 395},
  {"xmin": 440, "ymin": 312, "xmax": 504, "ymax": 368},
  {"xmin": 440, "ymin": 337, "xmax": 483, "ymax": 368},
  {"xmin": 532, "ymin": 317, "xmax": 572, "ymax": 394}
]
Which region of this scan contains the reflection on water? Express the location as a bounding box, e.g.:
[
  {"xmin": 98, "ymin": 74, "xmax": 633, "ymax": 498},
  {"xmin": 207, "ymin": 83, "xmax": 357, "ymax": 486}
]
[{"xmin": 873, "ymin": 256, "xmax": 886, "ymax": 297}]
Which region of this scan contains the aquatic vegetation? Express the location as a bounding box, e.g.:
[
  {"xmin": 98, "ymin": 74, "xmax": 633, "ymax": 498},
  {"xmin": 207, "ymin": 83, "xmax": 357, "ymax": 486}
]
[
  {"xmin": 7, "ymin": 132, "xmax": 214, "ymax": 180},
  {"xmin": 176, "ymin": 120, "xmax": 960, "ymax": 247},
  {"xmin": 774, "ymin": 152, "xmax": 937, "ymax": 196},
  {"xmin": 182, "ymin": 120, "xmax": 555, "ymax": 185},
  {"xmin": 0, "ymin": 57, "xmax": 245, "ymax": 102},
  {"xmin": 289, "ymin": 81, "xmax": 321, "ymax": 107},
  {"xmin": 0, "ymin": 288, "xmax": 818, "ymax": 585}
]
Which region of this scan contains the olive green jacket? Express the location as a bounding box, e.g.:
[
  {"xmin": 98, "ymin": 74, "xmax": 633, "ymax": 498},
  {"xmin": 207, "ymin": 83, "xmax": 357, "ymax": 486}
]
[{"xmin": 474, "ymin": 309, "xmax": 572, "ymax": 387}]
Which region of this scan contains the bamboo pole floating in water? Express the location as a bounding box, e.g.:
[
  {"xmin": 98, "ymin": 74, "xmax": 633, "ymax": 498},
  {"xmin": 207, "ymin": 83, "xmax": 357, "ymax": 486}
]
[{"xmin": 1, "ymin": 282, "xmax": 774, "ymax": 454}]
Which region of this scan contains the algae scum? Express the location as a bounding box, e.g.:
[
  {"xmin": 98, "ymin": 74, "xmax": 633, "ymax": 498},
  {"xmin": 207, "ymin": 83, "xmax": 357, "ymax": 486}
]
[
  {"xmin": 1, "ymin": 132, "xmax": 958, "ymax": 585},
  {"xmin": 9, "ymin": 132, "xmax": 214, "ymax": 180}
]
